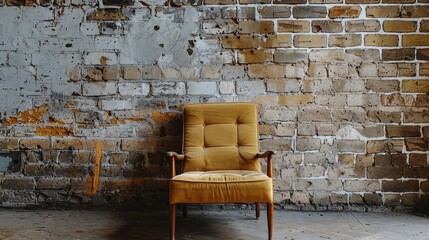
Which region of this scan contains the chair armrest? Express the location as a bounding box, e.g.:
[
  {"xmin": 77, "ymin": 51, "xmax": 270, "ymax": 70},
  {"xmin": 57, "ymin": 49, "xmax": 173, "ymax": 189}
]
[
  {"xmin": 256, "ymin": 150, "xmax": 276, "ymax": 178},
  {"xmin": 167, "ymin": 152, "xmax": 185, "ymax": 178},
  {"xmin": 257, "ymin": 151, "xmax": 276, "ymax": 158},
  {"xmin": 167, "ymin": 152, "xmax": 185, "ymax": 160}
]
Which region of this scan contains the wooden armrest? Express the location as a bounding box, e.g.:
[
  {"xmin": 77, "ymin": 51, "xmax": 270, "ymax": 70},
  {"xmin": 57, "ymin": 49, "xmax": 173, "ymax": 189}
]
[
  {"xmin": 167, "ymin": 152, "xmax": 185, "ymax": 178},
  {"xmin": 256, "ymin": 150, "xmax": 275, "ymax": 178},
  {"xmin": 257, "ymin": 151, "xmax": 276, "ymax": 158},
  {"xmin": 167, "ymin": 152, "xmax": 185, "ymax": 160}
]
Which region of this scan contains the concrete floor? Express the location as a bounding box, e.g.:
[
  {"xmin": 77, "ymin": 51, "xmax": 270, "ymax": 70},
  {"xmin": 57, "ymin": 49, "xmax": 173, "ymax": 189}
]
[{"xmin": 0, "ymin": 209, "xmax": 428, "ymax": 240}]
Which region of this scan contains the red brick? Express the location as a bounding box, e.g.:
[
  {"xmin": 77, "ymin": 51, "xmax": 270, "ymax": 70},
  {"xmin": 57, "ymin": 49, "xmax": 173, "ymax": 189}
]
[
  {"xmin": 409, "ymin": 154, "xmax": 427, "ymax": 166},
  {"xmin": 405, "ymin": 138, "xmax": 428, "ymax": 151},
  {"xmin": 403, "ymin": 167, "xmax": 429, "ymax": 178},
  {"xmin": 1, "ymin": 178, "xmax": 34, "ymax": 190},
  {"xmin": 386, "ymin": 125, "xmax": 421, "ymax": 138},
  {"xmin": 363, "ymin": 193, "xmax": 382, "ymax": 205},
  {"xmin": 367, "ymin": 167, "xmax": 402, "ymax": 179},
  {"xmin": 238, "ymin": 21, "xmax": 274, "ymax": 34},
  {"xmin": 374, "ymin": 154, "xmax": 407, "ymax": 166}
]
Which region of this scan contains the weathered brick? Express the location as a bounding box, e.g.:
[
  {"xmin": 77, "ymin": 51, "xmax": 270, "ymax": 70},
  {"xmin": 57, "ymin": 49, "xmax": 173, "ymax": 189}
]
[
  {"xmin": 367, "ymin": 140, "xmax": 403, "ymax": 153},
  {"xmin": 386, "ymin": 126, "xmax": 420, "ymax": 138},
  {"xmin": 307, "ymin": 63, "xmax": 327, "ymax": 78},
  {"xmin": 329, "ymin": 34, "xmax": 361, "ymax": 47},
  {"xmin": 404, "ymin": 111, "xmax": 429, "ymax": 123},
  {"xmin": 294, "ymin": 35, "xmax": 327, "ymax": 48},
  {"xmin": 345, "ymin": 20, "xmax": 380, "ymax": 32},
  {"xmin": 309, "ymin": 49, "xmax": 362, "ymax": 65},
  {"xmin": 344, "ymin": 180, "xmax": 379, "ymax": 192},
  {"xmin": 204, "ymin": 0, "xmax": 235, "ymax": 4},
  {"xmin": 351, "ymin": 193, "xmax": 363, "ymax": 204},
  {"xmin": 248, "ymin": 64, "xmax": 285, "ymax": 78},
  {"xmin": 355, "ymin": 154, "xmax": 373, "ymax": 167},
  {"xmin": 293, "ymin": 6, "xmax": 327, "ymax": 18},
  {"xmin": 383, "ymin": 21, "xmax": 417, "ymax": 32},
  {"xmin": 374, "ymin": 154, "xmax": 407, "ymax": 166},
  {"xmin": 346, "ymin": 0, "xmax": 379, "ymax": 3},
  {"xmin": 298, "ymin": 109, "xmax": 331, "ymax": 122},
  {"xmin": 422, "ymin": 181, "xmax": 429, "ymax": 192},
  {"xmin": 366, "ymin": 80, "xmax": 400, "ymax": 92},
  {"xmin": 401, "ymin": 6, "xmax": 429, "ymax": 18},
  {"xmin": 222, "ymin": 35, "xmax": 259, "ymax": 49},
  {"xmin": 367, "ymin": 167, "xmax": 403, "ymax": 179},
  {"xmin": 328, "ymin": 6, "xmax": 361, "ymax": 18},
  {"xmin": 279, "ymin": 94, "xmax": 313, "ymax": 106},
  {"xmin": 102, "ymin": 66, "xmax": 120, "ymax": 80},
  {"xmin": 366, "ymin": 6, "xmax": 400, "ymax": 18},
  {"xmin": 238, "ymin": 21, "xmax": 274, "ymax": 34},
  {"xmin": 420, "ymin": 63, "xmax": 429, "ymax": 76},
  {"xmin": 364, "ymin": 35, "xmax": 398, "ymax": 47},
  {"xmin": 273, "ymin": 49, "xmax": 307, "ymax": 63},
  {"xmin": 384, "ymin": 194, "xmax": 401, "ymax": 206},
  {"xmin": 267, "ymin": 79, "xmax": 300, "ymax": 93},
  {"xmin": 409, "ymin": 154, "xmax": 428, "ymax": 167},
  {"xmin": 424, "ymin": 126, "xmax": 429, "ymax": 139},
  {"xmin": 380, "ymin": 93, "xmax": 414, "ymax": 107},
  {"xmin": 312, "ymin": 21, "xmax": 342, "ymax": 33},
  {"xmin": 421, "ymin": 20, "xmax": 429, "ymax": 32},
  {"xmin": 405, "ymin": 138, "xmax": 428, "ymax": 151},
  {"xmin": 402, "ymin": 80, "xmax": 429, "ymax": 93},
  {"xmin": 296, "ymin": 137, "xmax": 321, "ymax": 151},
  {"xmin": 364, "ymin": 193, "xmax": 382, "ymax": 205},
  {"xmin": 278, "ymin": 20, "xmax": 310, "ymax": 33},
  {"xmin": 20, "ymin": 139, "xmax": 50, "ymax": 150},
  {"xmin": 82, "ymin": 82, "xmax": 116, "ymax": 96},
  {"xmin": 402, "ymin": 194, "xmax": 420, "ymax": 206},
  {"xmin": 346, "ymin": 49, "xmax": 379, "ymax": 63},
  {"xmin": 416, "ymin": 49, "xmax": 429, "ymax": 60},
  {"xmin": 382, "ymin": 180, "xmax": 419, "ymax": 192},
  {"xmin": 404, "ymin": 167, "xmax": 429, "ymax": 178},
  {"xmin": 382, "ymin": 48, "xmax": 415, "ymax": 61},
  {"xmin": 238, "ymin": 49, "xmax": 273, "ymax": 64},
  {"xmin": 403, "ymin": 35, "xmax": 429, "ymax": 47},
  {"xmin": 260, "ymin": 138, "xmax": 292, "ymax": 151},
  {"xmin": 260, "ymin": 35, "xmax": 291, "ymax": 48},
  {"xmin": 258, "ymin": 6, "xmax": 290, "ymax": 18},
  {"xmin": 0, "ymin": 139, "xmax": 18, "ymax": 150},
  {"xmin": 1, "ymin": 178, "xmax": 34, "ymax": 190},
  {"xmin": 336, "ymin": 140, "xmax": 366, "ymax": 153}
]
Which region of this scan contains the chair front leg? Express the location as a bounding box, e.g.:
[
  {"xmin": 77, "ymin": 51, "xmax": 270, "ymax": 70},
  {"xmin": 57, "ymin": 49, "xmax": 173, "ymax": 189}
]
[
  {"xmin": 170, "ymin": 204, "xmax": 176, "ymax": 240},
  {"xmin": 256, "ymin": 202, "xmax": 261, "ymax": 220},
  {"xmin": 267, "ymin": 203, "xmax": 274, "ymax": 240}
]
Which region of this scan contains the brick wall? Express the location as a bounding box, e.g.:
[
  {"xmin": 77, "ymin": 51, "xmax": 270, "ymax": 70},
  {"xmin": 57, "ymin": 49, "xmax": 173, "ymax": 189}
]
[{"xmin": 0, "ymin": 0, "xmax": 428, "ymax": 210}]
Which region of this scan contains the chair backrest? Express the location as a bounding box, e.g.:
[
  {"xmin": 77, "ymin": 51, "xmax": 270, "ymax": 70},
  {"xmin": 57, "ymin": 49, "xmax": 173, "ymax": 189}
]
[{"xmin": 182, "ymin": 102, "xmax": 260, "ymax": 172}]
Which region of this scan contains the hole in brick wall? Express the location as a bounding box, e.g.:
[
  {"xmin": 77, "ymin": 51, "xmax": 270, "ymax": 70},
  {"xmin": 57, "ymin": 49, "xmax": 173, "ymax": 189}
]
[{"xmin": 0, "ymin": 152, "xmax": 22, "ymax": 172}]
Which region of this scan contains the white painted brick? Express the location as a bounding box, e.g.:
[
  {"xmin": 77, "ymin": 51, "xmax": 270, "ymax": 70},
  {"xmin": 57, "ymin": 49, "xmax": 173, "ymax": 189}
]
[
  {"xmin": 95, "ymin": 36, "xmax": 120, "ymax": 50},
  {"xmin": 0, "ymin": 67, "xmax": 17, "ymax": 81},
  {"xmin": 83, "ymin": 52, "xmax": 118, "ymax": 65},
  {"xmin": 82, "ymin": 82, "xmax": 116, "ymax": 96},
  {"xmin": 80, "ymin": 22, "xmax": 99, "ymax": 35},
  {"xmin": 0, "ymin": 52, "xmax": 8, "ymax": 65},
  {"xmin": 219, "ymin": 81, "xmax": 235, "ymax": 95},
  {"xmin": 359, "ymin": 64, "xmax": 378, "ymax": 78},
  {"xmin": 100, "ymin": 98, "xmax": 133, "ymax": 111},
  {"xmin": 187, "ymin": 81, "xmax": 217, "ymax": 95},
  {"xmin": 118, "ymin": 83, "xmax": 150, "ymax": 96},
  {"xmin": 236, "ymin": 80, "xmax": 265, "ymax": 95},
  {"xmin": 22, "ymin": 7, "xmax": 54, "ymax": 22},
  {"xmin": 221, "ymin": 65, "xmax": 246, "ymax": 80},
  {"xmin": 201, "ymin": 65, "xmax": 221, "ymax": 80},
  {"xmin": 58, "ymin": 54, "xmax": 82, "ymax": 66}
]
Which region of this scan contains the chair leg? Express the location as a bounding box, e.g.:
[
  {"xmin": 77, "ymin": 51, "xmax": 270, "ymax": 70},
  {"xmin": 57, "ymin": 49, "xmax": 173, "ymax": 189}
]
[
  {"xmin": 267, "ymin": 203, "xmax": 274, "ymax": 240},
  {"xmin": 256, "ymin": 202, "xmax": 261, "ymax": 220},
  {"xmin": 170, "ymin": 204, "xmax": 176, "ymax": 240},
  {"xmin": 182, "ymin": 204, "xmax": 188, "ymax": 219}
]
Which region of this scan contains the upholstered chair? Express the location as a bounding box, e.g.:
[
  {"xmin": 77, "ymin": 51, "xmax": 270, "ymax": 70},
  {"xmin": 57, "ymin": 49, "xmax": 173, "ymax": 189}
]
[{"xmin": 167, "ymin": 102, "xmax": 275, "ymax": 240}]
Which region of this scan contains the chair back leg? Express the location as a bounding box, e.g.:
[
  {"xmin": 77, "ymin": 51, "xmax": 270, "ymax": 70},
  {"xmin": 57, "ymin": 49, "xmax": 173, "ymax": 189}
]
[
  {"xmin": 267, "ymin": 203, "xmax": 274, "ymax": 240},
  {"xmin": 255, "ymin": 203, "xmax": 261, "ymax": 219},
  {"xmin": 170, "ymin": 204, "xmax": 176, "ymax": 240}
]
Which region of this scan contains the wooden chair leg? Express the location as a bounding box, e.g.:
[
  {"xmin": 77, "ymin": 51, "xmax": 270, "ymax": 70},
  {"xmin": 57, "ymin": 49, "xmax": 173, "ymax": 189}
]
[
  {"xmin": 182, "ymin": 204, "xmax": 188, "ymax": 219},
  {"xmin": 170, "ymin": 204, "xmax": 176, "ymax": 240},
  {"xmin": 256, "ymin": 202, "xmax": 261, "ymax": 219},
  {"xmin": 267, "ymin": 203, "xmax": 274, "ymax": 240}
]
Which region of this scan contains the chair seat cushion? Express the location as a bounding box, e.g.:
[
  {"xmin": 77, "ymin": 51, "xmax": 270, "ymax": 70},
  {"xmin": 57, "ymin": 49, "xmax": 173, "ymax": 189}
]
[{"xmin": 170, "ymin": 170, "xmax": 273, "ymax": 204}]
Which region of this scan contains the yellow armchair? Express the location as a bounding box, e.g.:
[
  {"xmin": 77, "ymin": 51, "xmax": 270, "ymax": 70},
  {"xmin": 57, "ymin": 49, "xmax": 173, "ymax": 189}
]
[{"xmin": 167, "ymin": 102, "xmax": 275, "ymax": 240}]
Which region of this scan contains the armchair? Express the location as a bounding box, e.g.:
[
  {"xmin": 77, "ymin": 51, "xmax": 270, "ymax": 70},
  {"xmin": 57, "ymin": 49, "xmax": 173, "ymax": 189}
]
[{"xmin": 167, "ymin": 102, "xmax": 275, "ymax": 240}]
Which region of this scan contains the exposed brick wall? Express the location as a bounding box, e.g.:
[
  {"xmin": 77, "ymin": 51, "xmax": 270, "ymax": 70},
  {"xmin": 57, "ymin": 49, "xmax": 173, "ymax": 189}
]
[{"xmin": 0, "ymin": 0, "xmax": 428, "ymax": 210}]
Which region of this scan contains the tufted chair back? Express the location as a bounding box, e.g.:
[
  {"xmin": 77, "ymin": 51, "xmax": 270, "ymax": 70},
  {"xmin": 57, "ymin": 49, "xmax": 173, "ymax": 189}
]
[{"xmin": 182, "ymin": 102, "xmax": 260, "ymax": 172}]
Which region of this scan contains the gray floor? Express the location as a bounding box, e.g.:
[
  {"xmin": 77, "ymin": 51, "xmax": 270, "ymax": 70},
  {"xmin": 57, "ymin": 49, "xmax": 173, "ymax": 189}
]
[{"xmin": 0, "ymin": 209, "xmax": 428, "ymax": 240}]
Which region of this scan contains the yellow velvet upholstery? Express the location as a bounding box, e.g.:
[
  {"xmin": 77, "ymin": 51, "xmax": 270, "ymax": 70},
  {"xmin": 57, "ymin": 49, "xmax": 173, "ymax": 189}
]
[
  {"xmin": 170, "ymin": 170, "xmax": 273, "ymax": 203},
  {"xmin": 170, "ymin": 102, "xmax": 273, "ymax": 204},
  {"xmin": 182, "ymin": 103, "xmax": 260, "ymax": 172}
]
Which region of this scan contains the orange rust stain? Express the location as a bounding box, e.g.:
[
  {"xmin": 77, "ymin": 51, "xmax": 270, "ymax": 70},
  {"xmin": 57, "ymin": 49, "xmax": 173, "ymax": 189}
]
[
  {"xmin": 111, "ymin": 118, "xmax": 126, "ymax": 124},
  {"xmin": 36, "ymin": 126, "xmax": 73, "ymax": 137},
  {"xmin": 99, "ymin": 56, "xmax": 109, "ymax": 65},
  {"xmin": 2, "ymin": 105, "xmax": 48, "ymax": 124},
  {"xmin": 48, "ymin": 117, "xmax": 65, "ymax": 125},
  {"xmin": 85, "ymin": 141, "xmax": 102, "ymax": 197},
  {"xmin": 152, "ymin": 111, "xmax": 178, "ymax": 122},
  {"xmin": 64, "ymin": 101, "xmax": 75, "ymax": 108}
]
